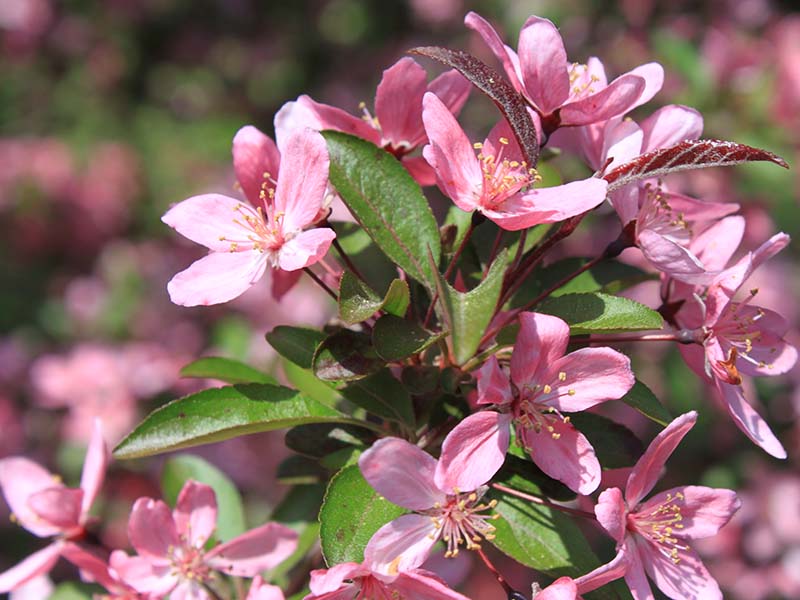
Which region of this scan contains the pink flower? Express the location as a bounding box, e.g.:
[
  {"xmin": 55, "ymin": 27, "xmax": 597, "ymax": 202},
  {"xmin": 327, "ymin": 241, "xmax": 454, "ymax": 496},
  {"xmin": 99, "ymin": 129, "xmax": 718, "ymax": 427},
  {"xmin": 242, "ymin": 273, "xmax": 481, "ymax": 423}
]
[
  {"xmin": 162, "ymin": 126, "xmax": 335, "ymax": 306},
  {"xmin": 247, "ymin": 576, "xmax": 285, "ymax": 600},
  {"xmin": 594, "ymin": 411, "xmax": 740, "ymax": 600},
  {"xmin": 112, "ymin": 480, "xmax": 298, "ymax": 599},
  {"xmin": 0, "ymin": 420, "xmax": 109, "ymax": 592},
  {"xmin": 304, "ymin": 560, "xmax": 471, "ymax": 600},
  {"xmin": 358, "ymin": 435, "xmax": 502, "ymax": 574},
  {"xmin": 440, "ymin": 312, "xmax": 634, "ymax": 494},
  {"xmin": 421, "ymin": 92, "xmax": 608, "ymax": 231},
  {"xmin": 275, "ymin": 57, "xmax": 470, "ymax": 186},
  {"xmin": 675, "ymin": 233, "xmax": 797, "ymax": 458},
  {"xmin": 465, "ymin": 12, "xmax": 663, "ymax": 131}
]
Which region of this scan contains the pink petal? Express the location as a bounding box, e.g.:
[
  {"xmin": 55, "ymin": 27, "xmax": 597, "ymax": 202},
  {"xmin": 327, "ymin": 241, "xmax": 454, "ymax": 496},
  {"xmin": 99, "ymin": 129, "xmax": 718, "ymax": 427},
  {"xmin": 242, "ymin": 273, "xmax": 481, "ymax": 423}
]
[
  {"xmin": 517, "ymin": 16, "xmax": 570, "ymax": 114},
  {"xmin": 27, "ymin": 487, "xmax": 83, "ymax": 531},
  {"xmin": 464, "ymin": 12, "xmax": 525, "ymax": 93},
  {"xmin": 715, "ymin": 380, "xmax": 786, "ymax": 459},
  {"xmin": 511, "ymin": 312, "xmax": 570, "ymax": 388},
  {"xmin": 625, "ymin": 411, "xmax": 697, "ymax": 507},
  {"xmin": 482, "ymin": 118, "xmax": 524, "ymax": 165},
  {"xmin": 625, "ymin": 63, "xmax": 665, "ymax": 110},
  {"xmin": 171, "ymin": 580, "xmax": 210, "ymax": 600},
  {"xmin": 392, "ymin": 570, "xmax": 472, "ymax": 600},
  {"xmin": 247, "ymin": 577, "xmax": 286, "ymax": 600},
  {"xmin": 689, "ymin": 216, "xmax": 744, "ymax": 273},
  {"xmin": 363, "ymin": 514, "xmax": 440, "ymax": 576},
  {"xmin": 277, "ymin": 228, "xmax": 336, "ymax": 271},
  {"xmin": 475, "ymin": 356, "xmax": 513, "ymax": 406},
  {"xmin": 233, "ymin": 125, "xmax": 281, "ymax": 206},
  {"xmin": 434, "ymin": 411, "xmax": 511, "ymax": 493},
  {"xmin": 401, "ymin": 156, "xmax": 437, "ymax": 187},
  {"xmin": 0, "ymin": 458, "xmax": 64, "ymax": 537},
  {"xmin": 574, "ymin": 546, "xmax": 629, "ymax": 594},
  {"xmin": 174, "ymin": 481, "xmax": 218, "ymax": 548},
  {"xmin": 489, "ymin": 177, "xmax": 608, "ymax": 231},
  {"xmin": 635, "ymin": 485, "xmax": 739, "ymax": 540},
  {"xmin": 166, "ymin": 250, "xmax": 267, "ymax": 307},
  {"xmin": 206, "ymin": 522, "xmax": 298, "ymax": 577},
  {"xmin": 421, "ymin": 92, "xmax": 482, "ymax": 213},
  {"xmin": 602, "ymin": 119, "xmax": 644, "ymax": 171},
  {"xmin": 79, "ymin": 418, "xmax": 108, "ymax": 519},
  {"xmin": 637, "ymin": 229, "xmax": 705, "ymax": 278},
  {"xmin": 635, "ymin": 535, "xmax": 723, "ymax": 600},
  {"xmin": 60, "ymin": 542, "xmax": 122, "ymax": 592},
  {"xmin": 427, "ymin": 70, "xmax": 470, "ymax": 119},
  {"xmin": 270, "ymin": 268, "xmax": 302, "ymax": 301},
  {"xmin": 358, "ymin": 437, "xmax": 445, "ymax": 510},
  {"xmin": 622, "ymin": 537, "xmax": 654, "ymax": 600},
  {"xmin": 374, "ymin": 58, "xmax": 428, "ymax": 148},
  {"xmin": 274, "ymin": 129, "xmax": 330, "ymax": 233},
  {"xmin": 162, "ymin": 194, "xmax": 256, "ymax": 252},
  {"xmin": 594, "ymin": 487, "xmax": 627, "ymax": 544},
  {"xmin": 111, "ymin": 552, "xmax": 177, "ymax": 596},
  {"xmin": 127, "ymin": 497, "xmax": 179, "ymax": 565},
  {"xmin": 524, "ymin": 419, "xmax": 601, "ymax": 495},
  {"xmin": 309, "ymin": 563, "xmax": 367, "ymax": 595},
  {"xmin": 542, "ymin": 347, "xmax": 634, "ymax": 412},
  {"xmin": 0, "ymin": 542, "xmax": 62, "ymax": 593},
  {"xmin": 721, "ymin": 307, "xmax": 797, "ymax": 377},
  {"xmin": 560, "ymin": 74, "xmax": 646, "ymax": 126},
  {"xmin": 536, "ymin": 577, "xmax": 578, "ymax": 600},
  {"xmin": 641, "ymin": 105, "xmax": 703, "ymax": 152}
]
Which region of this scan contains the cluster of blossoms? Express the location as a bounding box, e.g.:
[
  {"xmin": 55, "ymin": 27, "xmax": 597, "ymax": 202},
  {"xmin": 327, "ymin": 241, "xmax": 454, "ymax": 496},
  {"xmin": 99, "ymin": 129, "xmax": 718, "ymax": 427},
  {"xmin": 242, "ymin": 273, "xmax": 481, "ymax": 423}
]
[{"xmin": 1, "ymin": 9, "xmax": 795, "ymax": 600}]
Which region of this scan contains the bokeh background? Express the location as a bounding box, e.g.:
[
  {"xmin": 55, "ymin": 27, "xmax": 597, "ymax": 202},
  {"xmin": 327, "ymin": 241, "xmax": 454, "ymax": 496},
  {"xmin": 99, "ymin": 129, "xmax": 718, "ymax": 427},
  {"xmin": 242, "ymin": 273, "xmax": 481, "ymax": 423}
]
[{"xmin": 1, "ymin": 0, "xmax": 799, "ymax": 598}]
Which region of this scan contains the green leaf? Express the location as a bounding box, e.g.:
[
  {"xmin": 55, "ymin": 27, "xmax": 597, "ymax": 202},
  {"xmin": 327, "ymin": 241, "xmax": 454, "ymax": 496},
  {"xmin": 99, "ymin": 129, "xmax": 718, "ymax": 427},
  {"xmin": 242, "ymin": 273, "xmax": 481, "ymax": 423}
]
[
  {"xmin": 323, "ymin": 131, "xmax": 441, "ymax": 289},
  {"xmin": 439, "ymin": 249, "xmax": 508, "ymax": 365},
  {"xmin": 180, "ymin": 356, "xmax": 276, "ymax": 385},
  {"xmin": 494, "ymin": 454, "xmax": 576, "ymax": 502},
  {"xmin": 569, "ymin": 413, "xmax": 644, "ymax": 469},
  {"xmin": 538, "ymin": 292, "xmax": 663, "ymax": 335},
  {"xmin": 285, "ymin": 423, "xmax": 371, "ymax": 458},
  {"xmin": 269, "ymin": 484, "xmax": 326, "ymax": 581},
  {"xmin": 266, "ymin": 326, "xmax": 325, "ymax": 369},
  {"xmin": 319, "ymin": 465, "xmax": 407, "ymax": 565},
  {"xmin": 282, "ymin": 360, "xmax": 340, "ymax": 408},
  {"xmin": 338, "ymin": 272, "xmax": 410, "ymax": 325},
  {"xmin": 313, "ymin": 329, "xmax": 385, "ymax": 381},
  {"xmin": 49, "ymin": 582, "xmax": 100, "ymax": 600},
  {"xmin": 114, "ymin": 384, "xmax": 364, "ymax": 459},
  {"xmin": 277, "ymin": 455, "xmax": 327, "ymax": 485},
  {"xmin": 340, "ymin": 369, "xmax": 415, "ymax": 426},
  {"xmin": 621, "ymin": 379, "xmax": 672, "ymax": 426},
  {"xmin": 371, "ymin": 315, "xmax": 444, "ymax": 362},
  {"xmin": 161, "ymin": 454, "xmax": 246, "ymax": 542}
]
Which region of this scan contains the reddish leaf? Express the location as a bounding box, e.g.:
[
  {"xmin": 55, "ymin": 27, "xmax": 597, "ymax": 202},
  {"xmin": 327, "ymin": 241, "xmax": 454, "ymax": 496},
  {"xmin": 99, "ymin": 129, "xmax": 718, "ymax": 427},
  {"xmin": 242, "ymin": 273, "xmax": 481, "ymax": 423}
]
[
  {"xmin": 410, "ymin": 45, "xmax": 540, "ymax": 167},
  {"xmin": 603, "ymin": 139, "xmax": 789, "ymax": 191}
]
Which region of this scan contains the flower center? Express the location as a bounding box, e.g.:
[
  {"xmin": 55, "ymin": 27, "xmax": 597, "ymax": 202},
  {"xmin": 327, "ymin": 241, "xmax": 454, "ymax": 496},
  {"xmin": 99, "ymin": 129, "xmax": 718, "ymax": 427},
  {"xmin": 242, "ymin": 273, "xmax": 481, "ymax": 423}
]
[
  {"xmin": 168, "ymin": 543, "xmax": 213, "ymax": 584},
  {"xmin": 637, "ymin": 184, "xmax": 692, "ymax": 245},
  {"xmin": 568, "ymin": 62, "xmax": 601, "ymax": 100},
  {"xmin": 473, "ymin": 138, "xmax": 540, "ymax": 209},
  {"xmin": 513, "ymin": 372, "xmax": 576, "ymax": 445},
  {"xmin": 424, "ymin": 486, "xmax": 499, "ymax": 557},
  {"xmin": 630, "ymin": 491, "xmax": 689, "ymax": 564}
]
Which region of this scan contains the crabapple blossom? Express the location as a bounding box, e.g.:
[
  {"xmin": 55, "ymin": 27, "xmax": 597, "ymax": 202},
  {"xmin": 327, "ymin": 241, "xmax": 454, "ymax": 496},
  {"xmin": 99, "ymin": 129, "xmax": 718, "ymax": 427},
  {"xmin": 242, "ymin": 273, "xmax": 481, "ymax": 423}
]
[
  {"xmin": 162, "ymin": 126, "xmax": 335, "ymax": 306},
  {"xmin": 358, "ymin": 436, "xmax": 501, "ymax": 575},
  {"xmin": 465, "ymin": 12, "xmax": 663, "ymax": 131},
  {"xmin": 112, "ymin": 480, "xmax": 298, "ymax": 599},
  {"xmin": 421, "ymin": 92, "xmax": 608, "ymax": 231},
  {"xmin": 438, "ymin": 312, "xmax": 634, "ymax": 494},
  {"xmin": 594, "ymin": 411, "xmax": 740, "ymax": 600},
  {"xmin": 275, "ymin": 57, "xmax": 470, "ymax": 186},
  {"xmin": 0, "ymin": 420, "xmax": 108, "ymax": 592}
]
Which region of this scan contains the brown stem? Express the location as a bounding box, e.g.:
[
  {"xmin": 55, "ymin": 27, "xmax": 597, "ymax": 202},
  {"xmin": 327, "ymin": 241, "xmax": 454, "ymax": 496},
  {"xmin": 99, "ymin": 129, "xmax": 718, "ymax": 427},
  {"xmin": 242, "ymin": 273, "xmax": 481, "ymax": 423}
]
[
  {"xmin": 303, "ymin": 267, "xmax": 338, "ymax": 300},
  {"xmin": 570, "ymin": 330, "xmax": 696, "ymax": 345},
  {"xmin": 491, "ymin": 483, "xmax": 596, "ymax": 520},
  {"xmin": 476, "ymin": 547, "xmax": 515, "ymax": 595},
  {"xmin": 423, "ymin": 221, "xmax": 476, "ymax": 329}
]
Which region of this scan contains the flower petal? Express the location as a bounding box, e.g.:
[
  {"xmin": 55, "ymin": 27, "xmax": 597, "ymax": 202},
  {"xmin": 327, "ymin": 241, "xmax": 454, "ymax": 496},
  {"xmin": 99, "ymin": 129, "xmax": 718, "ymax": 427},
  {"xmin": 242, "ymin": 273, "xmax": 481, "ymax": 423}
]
[
  {"xmin": 392, "ymin": 570, "xmax": 472, "ymax": 599},
  {"xmin": 560, "ymin": 74, "xmax": 645, "ymax": 126},
  {"xmin": 247, "ymin": 577, "xmax": 287, "ymax": 600},
  {"xmin": 464, "ymin": 12, "xmax": 524, "ymax": 93},
  {"xmin": 435, "ymin": 411, "xmax": 511, "ymax": 493},
  {"xmin": 375, "ymin": 58, "xmax": 428, "ymax": 148},
  {"xmin": 233, "ymin": 125, "xmax": 281, "ymax": 206},
  {"xmin": 638, "ymin": 229, "xmax": 705, "ymax": 278},
  {"xmin": 427, "ymin": 69, "xmax": 470, "ymax": 118},
  {"xmin": 27, "ymin": 487, "xmax": 83, "ymax": 531},
  {"xmin": 536, "ymin": 577, "xmax": 578, "ymax": 600},
  {"xmin": 359, "ymin": 438, "xmax": 445, "ymax": 510},
  {"xmin": 475, "ymin": 355, "xmax": 513, "ymax": 406},
  {"xmin": 206, "ymin": 522, "xmax": 299, "ymax": 576},
  {"xmin": 517, "ymin": 16, "xmax": 570, "ymax": 114},
  {"xmin": 543, "ymin": 347, "xmax": 634, "ymax": 412},
  {"xmin": 714, "ymin": 380, "xmax": 786, "ymax": 459},
  {"xmin": 174, "ymin": 481, "xmax": 218, "ymax": 548},
  {"xmin": 574, "ymin": 546, "xmax": 629, "ymax": 595},
  {"xmin": 594, "ymin": 487, "xmax": 627, "ymax": 544},
  {"xmin": 363, "ymin": 514, "xmax": 440, "ymax": 576},
  {"xmin": 689, "ymin": 216, "xmax": 745, "ymax": 273},
  {"xmin": 511, "ymin": 312, "xmax": 570, "ymax": 388},
  {"xmin": 625, "ymin": 62, "xmax": 665, "ymax": 110},
  {"xmin": 625, "ymin": 411, "xmax": 697, "ymax": 507},
  {"xmin": 166, "ymin": 250, "xmax": 267, "ymax": 307},
  {"xmin": 0, "ymin": 458, "xmax": 63, "ymax": 537},
  {"xmin": 524, "ymin": 419, "xmax": 601, "ymax": 495},
  {"xmin": 0, "ymin": 542, "xmax": 62, "ymax": 593},
  {"xmin": 622, "ymin": 537, "xmax": 654, "ymax": 600},
  {"xmin": 277, "ymin": 228, "xmax": 336, "ymax": 271},
  {"xmin": 274, "ymin": 129, "xmax": 330, "ymax": 233},
  {"xmin": 636, "ymin": 485, "xmax": 739, "ymax": 541},
  {"xmin": 79, "ymin": 418, "xmax": 108, "ymax": 519},
  {"xmin": 641, "ymin": 104, "xmax": 703, "ymax": 152},
  {"xmin": 308, "ymin": 563, "xmax": 367, "ymax": 595},
  {"xmin": 636, "ymin": 535, "xmax": 723, "ymax": 600},
  {"xmin": 127, "ymin": 497, "xmax": 179, "ymax": 564},
  {"xmin": 162, "ymin": 194, "xmax": 256, "ymax": 252}
]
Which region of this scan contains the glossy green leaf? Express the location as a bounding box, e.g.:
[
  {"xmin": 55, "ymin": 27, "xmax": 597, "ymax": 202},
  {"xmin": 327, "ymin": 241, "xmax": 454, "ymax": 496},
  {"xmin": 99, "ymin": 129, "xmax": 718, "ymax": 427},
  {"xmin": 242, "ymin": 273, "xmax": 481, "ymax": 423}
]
[
  {"xmin": 381, "ymin": 279, "xmax": 411, "ymax": 317},
  {"xmin": 340, "ymin": 369, "xmax": 415, "ymax": 425},
  {"xmin": 49, "ymin": 583, "xmax": 99, "ymax": 600},
  {"xmin": 277, "ymin": 455, "xmax": 326, "ymax": 485},
  {"xmin": 313, "ymin": 329, "xmax": 384, "ymax": 381},
  {"xmin": 538, "ymin": 292, "xmax": 663, "ymax": 335},
  {"xmin": 285, "ymin": 423, "xmax": 372, "ymax": 458},
  {"xmin": 319, "ymin": 465, "xmax": 407, "ymax": 566},
  {"xmin": 114, "ymin": 384, "xmax": 364, "ymax": 459},
  {"xmin": 266, "ymin": 326, "xmax": 325, "ymax": 369},
  {"xmin": 621, "ymin": 379, "xmax": 672, "ymax": 426},
  {"xmin": 339, "ymin": 272, "xmax": 410, "ymax": 325},
  {"xmin": 371, "ymin": 315, "xmax": 444, "ymax": 362},
  {"xmin": 323, "ymin": 131, "xmax": 441, "ymax": 289},
  {"xmin": 569, "ymin": 413, "xmax": 644, "ymax": 469},
  {"xmin": 494, "ymin": 454, "xmax": 576, "ymax": 502},
  {"xmin": 179, "ymin": 356, "xmax": 276, "ymax": 385},
  {"xmin": 282, "ymin": 360, "xmax": 340, "ymax": 408},
  {"xmin": 161, "ymin": 454, "xmax": 246, "ymax": 542},
  {"xmin": 439, "ymin": 249, "xmax": 508, "ymax": 365}
]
